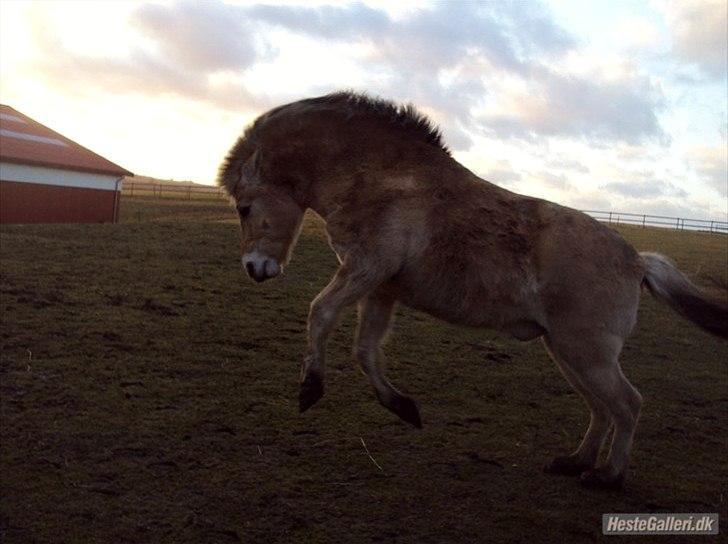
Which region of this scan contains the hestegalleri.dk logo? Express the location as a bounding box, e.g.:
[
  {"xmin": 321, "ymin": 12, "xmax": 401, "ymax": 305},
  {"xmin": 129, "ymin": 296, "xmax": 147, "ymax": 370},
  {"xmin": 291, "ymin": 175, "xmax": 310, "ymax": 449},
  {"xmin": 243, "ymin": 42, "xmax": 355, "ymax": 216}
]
[{"xmin": 602, "ymin": 513, "xmax": 719, "ymax": 535}]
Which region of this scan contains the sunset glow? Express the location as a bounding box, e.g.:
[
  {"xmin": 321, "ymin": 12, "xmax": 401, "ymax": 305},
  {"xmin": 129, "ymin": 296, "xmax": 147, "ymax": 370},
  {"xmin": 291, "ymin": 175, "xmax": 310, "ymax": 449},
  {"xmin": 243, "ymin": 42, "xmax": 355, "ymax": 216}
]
[{"xmin": 0, "ymin": 0, "xmax": 725, "ymax": 219}]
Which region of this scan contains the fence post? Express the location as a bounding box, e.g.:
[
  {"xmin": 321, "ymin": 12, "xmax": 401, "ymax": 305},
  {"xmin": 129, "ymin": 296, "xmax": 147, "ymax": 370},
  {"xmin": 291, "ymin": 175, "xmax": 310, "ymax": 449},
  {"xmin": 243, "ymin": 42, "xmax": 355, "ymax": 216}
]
[
  {"xmin": 642, "ymin": 214, "xmax": 646, "ymax": 228},
  {"xmin": 675, "ymin": 217, "xmax": 680, "ymax": 230},
  {"xmin": 608, "ymin": 211, "xmax": 612, "ymax": 224},
  {"xmin": 710, "ymin": 221, "xmax": 714, "ymax": 234}
]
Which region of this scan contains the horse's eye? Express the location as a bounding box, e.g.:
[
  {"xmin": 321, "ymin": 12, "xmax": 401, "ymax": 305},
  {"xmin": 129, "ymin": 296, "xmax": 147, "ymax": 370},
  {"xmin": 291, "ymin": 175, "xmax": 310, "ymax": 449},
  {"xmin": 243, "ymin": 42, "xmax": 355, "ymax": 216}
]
[{"xmin": 238, "ymin": 205, "xmax": 251, "ymax": 218}]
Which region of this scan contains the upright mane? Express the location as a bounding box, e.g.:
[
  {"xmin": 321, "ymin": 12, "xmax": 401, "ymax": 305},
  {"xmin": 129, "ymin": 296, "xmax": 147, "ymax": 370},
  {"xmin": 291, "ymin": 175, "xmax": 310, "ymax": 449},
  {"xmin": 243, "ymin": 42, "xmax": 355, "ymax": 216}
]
[
  {"xmin": 218, "ymin": 91, "xmax": 450, "ymax": 195},
  {"xmin": 307, "ymin": 91, "xmax": 450, "ymax": 155}
]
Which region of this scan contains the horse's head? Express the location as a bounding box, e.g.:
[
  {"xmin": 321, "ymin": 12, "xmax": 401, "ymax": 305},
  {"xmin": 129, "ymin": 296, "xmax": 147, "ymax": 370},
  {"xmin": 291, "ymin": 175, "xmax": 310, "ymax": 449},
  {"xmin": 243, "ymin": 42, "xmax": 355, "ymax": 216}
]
[
  {"xmin": 235, "ymin": 184, "xmax": 304, "ymax": 282},
  {"xmin": 223, "ymin": 148, "xmax": 305, "ymax": 283}
]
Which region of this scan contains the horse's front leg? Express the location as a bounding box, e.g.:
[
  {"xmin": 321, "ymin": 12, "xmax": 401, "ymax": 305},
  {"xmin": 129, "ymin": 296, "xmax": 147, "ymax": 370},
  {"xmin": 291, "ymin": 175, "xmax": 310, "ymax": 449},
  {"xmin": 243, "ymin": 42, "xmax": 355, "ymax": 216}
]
[{"xmin": 299, "ymin": 264, "xmax": 379, "ymax": 412}]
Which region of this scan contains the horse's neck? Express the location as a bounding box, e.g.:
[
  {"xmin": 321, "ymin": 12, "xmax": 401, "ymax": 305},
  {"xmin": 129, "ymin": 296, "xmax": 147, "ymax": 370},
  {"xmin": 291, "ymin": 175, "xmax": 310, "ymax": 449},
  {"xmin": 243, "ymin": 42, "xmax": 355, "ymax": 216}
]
[
  {"xmin": 299, "ymin": 149, "xmax": 505, "ymax": 221},
  {"xmin": 302, "ymin": 169, "xmax": 359, "ymax": 221},
  {"xmin": 306, "ymin": 184, "xmax": 352, "ymax": 222}
]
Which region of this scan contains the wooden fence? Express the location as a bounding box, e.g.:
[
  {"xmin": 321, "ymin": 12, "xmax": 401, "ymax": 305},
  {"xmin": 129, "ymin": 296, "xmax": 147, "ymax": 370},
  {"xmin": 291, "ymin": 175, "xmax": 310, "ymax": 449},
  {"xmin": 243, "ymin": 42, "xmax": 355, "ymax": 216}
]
[
  {"xmin": 121, "ymin": 182, "xmax": 727, "ymax": 234},
  {"xmin": 122, "ymin": 182, "xmax": 227, "ymax": 200}
]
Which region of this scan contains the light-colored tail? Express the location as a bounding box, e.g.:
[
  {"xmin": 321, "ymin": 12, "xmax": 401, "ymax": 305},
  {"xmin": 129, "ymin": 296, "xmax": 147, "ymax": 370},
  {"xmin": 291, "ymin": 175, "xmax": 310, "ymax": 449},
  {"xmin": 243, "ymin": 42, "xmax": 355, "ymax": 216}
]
[{"xmin": 641, "ymin": 252, "xmax": 728, "ymax": 338}]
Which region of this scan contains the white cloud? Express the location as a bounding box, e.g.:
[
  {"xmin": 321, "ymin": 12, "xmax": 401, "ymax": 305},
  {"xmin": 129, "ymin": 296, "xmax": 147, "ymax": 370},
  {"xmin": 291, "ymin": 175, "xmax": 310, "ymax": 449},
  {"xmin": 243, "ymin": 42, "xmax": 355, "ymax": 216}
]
[
  {"xmin": 480, "ymin": 65, "xmax": 667, "ymax": 144},
  {"xmin": 687, "ymin": 145, "xmax": 728, "ymax": 197},
  {"xmin": 660, "ymin": 0, "xmax": 728, "ymax": 79},
  {"xmin": 22, "ymin": 0, "xmax": 669, "ymax": 150},
  {"xmin": 600, "ymin": 179, "xmax": 688, "ymax": 199}
]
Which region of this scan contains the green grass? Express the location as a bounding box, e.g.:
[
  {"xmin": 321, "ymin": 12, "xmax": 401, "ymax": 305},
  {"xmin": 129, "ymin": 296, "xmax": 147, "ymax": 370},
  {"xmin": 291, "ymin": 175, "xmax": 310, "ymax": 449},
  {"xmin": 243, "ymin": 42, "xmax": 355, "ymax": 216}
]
[{"xmin": 1, "ymin": 198, "xmax": 726, "ymax": 543}]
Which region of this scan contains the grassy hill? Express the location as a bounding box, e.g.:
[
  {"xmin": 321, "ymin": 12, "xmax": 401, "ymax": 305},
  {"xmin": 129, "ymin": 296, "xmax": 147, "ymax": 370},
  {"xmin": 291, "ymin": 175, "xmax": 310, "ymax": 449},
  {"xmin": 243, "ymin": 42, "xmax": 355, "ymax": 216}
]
[{"xmin": 1, "ymin": 197, "xmax": 726, "ymax": 543}]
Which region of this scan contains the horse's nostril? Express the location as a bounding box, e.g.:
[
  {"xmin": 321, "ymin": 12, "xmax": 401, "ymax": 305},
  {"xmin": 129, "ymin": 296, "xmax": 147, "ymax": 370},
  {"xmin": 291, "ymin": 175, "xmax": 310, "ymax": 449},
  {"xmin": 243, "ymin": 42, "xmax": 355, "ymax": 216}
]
[{"xmin": 245, "ymin": 261, "xmax": 255, "ymax": 277}]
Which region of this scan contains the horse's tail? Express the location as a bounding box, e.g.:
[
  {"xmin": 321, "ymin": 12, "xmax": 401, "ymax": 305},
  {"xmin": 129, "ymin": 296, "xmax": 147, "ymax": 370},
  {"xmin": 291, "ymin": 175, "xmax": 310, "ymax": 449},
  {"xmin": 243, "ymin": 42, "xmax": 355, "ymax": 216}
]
[{"xmin": 640, "ymin": 252, "xmax": 728, "ymax": 338}]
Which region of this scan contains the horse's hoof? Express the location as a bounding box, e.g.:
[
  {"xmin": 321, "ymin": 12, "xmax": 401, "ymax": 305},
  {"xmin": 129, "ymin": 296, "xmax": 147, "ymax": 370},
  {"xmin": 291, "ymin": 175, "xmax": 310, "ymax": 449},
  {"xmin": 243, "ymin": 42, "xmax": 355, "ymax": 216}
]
[
  {"xmin": 299, "ymin": 373, "xmax": 324, "ymax": 413},
  {"xmin": 389, "ymin": 394, "xmax": 422, "ymax": 428},
  {"xmin": 543, "ymin": 455, "xmax": 593, "ymax": 476},
  {"xmin": 579, "ymin": 467, "xmax": 625, "ymax": 490}
]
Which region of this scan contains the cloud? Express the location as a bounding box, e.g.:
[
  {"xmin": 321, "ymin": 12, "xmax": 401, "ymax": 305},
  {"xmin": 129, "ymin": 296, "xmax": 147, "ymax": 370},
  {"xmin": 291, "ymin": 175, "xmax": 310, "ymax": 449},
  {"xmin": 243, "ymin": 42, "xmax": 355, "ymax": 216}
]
[
  {"xmin": 687, "ymin": 145, "xmax": 728, "ymax": 196},
  {"xmin": 131, "ymin": 1, "xmax": 259, "ymax": 72},
  {"xmin": 247, "ymin": 2, "xmax": 573, "ymax": 75},
  {"xmin": 27, "ymin": 3, "xmax": 270, "ymax": 114},
  {"xmin": 238, "ymin": 2, "xmax": 575, "ymax": 149},
  {"xmin": 481, "ymin": 66, "xmax": 668, "ymax": 144},
  {"xmin": 546, "ymin": 157, "xmax": 590, "ymax": 173},
  {"xmin": 661, "ymin": 0, "xmax": 728, "ymax": 80},
  {"xmin": 25, "ymin": 0, "xmax": 667, "ymax": 150},
  {"xmin": 600, "ymin": 178, "xmax": 688, "ymax": 199},
  {"xmin": 564, "ymin": 192, "xmax": 613, "ymax": 212},
  {"xmin": 479, "ymin": 160, "xmax": 522, "ymax": 185},
  {"xmin": 245, "ymin": 3, "xmax": 392, "ymax": 43},
  {"xmin": 241, "ymin": 1, "xmax": 666, "ymax": 146},
  {"xmin": 533, "ymin": 170, "xmax": 573, "ymax": 191}
]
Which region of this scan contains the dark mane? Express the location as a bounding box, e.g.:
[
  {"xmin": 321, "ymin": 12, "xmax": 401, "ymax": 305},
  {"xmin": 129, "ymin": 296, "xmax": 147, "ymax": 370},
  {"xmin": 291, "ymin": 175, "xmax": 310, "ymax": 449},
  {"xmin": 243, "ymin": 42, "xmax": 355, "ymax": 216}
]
[
  {"xmin": 218, "ymin": 91, "xmax": 450, "ymax": 194},
  {"xmin": 307, "ymin": 91, "xmax": 450, "ymax": 155}
]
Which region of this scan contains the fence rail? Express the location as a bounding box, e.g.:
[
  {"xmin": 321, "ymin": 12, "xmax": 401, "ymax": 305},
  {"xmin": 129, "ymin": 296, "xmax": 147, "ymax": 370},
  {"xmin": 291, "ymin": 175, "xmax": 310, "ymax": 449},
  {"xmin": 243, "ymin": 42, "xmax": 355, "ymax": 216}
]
[
  {"xmin": 120, "ymin": 182, "xmax": 727, "ymax": 234},
  {"xmin": 122, "ymin": 182, "xmax": 228, "ymax": 200},
  {"xmin": 581, "ymin": 210, "xmax": 727, "ymax": 234}
]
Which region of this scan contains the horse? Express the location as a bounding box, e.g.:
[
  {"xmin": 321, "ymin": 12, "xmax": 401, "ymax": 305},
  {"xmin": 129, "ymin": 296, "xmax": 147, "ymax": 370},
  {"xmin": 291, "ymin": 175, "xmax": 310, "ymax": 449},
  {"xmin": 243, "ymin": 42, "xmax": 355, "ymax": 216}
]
[{"xmin": 217, "ymin": 91, "xmax": 727, "ymax": 489}]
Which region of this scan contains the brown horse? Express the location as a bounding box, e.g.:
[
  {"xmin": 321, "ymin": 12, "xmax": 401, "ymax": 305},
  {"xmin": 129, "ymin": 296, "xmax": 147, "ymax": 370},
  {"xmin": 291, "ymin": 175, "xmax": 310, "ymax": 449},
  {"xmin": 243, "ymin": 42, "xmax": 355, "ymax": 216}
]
[{"xmin": 218, "ymin": 91, "xmax": 727, "ymax": 489}]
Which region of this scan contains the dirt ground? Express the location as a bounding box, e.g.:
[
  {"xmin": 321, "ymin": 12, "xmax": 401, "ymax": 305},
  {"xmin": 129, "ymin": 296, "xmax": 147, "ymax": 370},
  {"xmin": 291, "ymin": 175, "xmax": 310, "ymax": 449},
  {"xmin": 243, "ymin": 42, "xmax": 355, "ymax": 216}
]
[{"xmin": 1, "ymin": 197, "xmax": 726, "ymax": 543}]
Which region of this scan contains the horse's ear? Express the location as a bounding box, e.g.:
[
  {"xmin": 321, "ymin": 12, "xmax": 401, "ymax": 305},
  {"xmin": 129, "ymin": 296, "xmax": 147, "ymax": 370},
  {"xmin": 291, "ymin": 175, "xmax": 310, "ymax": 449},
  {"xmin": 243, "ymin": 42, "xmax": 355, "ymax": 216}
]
[{"xmin": 241, "ymin": 148, "xmax": 263, "ymax": 186}]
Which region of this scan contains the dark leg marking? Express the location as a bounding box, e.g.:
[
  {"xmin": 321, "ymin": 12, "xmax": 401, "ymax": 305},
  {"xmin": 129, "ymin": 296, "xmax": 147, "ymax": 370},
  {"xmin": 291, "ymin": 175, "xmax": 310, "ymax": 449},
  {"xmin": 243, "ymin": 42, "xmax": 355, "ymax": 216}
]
[
  {"xmin": 299, "ymin": 373, "xmax": 324, "ymax": 413},
  {"xmin": 579, "ymin": 467, "xmax": 626, "ymax": 490},
  {"xmin": 378, "ymin": 390, "xmax": 422, "ymax": 428},
  {"xmin": 543, "ymin": 455, "xmax": 594, "ymax": 477}
]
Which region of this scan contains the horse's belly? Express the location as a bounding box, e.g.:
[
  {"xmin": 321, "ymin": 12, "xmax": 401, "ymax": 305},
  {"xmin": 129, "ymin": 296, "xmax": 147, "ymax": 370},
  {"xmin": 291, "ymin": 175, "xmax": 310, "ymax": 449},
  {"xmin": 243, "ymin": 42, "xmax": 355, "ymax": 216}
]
[{"xmin": 392, "ymin": 276, "xmax": 542, "ymax": 337}]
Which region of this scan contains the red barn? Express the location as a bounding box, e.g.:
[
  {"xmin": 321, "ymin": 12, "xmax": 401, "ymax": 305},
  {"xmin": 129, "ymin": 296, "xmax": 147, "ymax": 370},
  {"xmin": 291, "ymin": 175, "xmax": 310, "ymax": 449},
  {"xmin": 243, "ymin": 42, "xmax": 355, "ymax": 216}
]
[{"xmin": 0, "ymin": 105, "xmax": 132, "ymax": 224}]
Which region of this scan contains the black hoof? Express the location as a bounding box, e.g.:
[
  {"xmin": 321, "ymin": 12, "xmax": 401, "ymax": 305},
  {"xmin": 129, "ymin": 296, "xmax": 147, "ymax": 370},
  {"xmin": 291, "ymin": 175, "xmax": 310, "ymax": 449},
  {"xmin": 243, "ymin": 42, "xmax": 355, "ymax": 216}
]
[
  {"xmin": 580, "ymin": 467, "xmax": 625, "ymax": 490},
  {"xmin": 388, "ymin": 394, "xmax": 422, "ymax": 428},
  {"xmin": 543, "ymin": 455, "xmax": 593, "ymax": 476},
  {"xmin": 299, "ymin": 373, "xmax": 324, "ymax": 413}
]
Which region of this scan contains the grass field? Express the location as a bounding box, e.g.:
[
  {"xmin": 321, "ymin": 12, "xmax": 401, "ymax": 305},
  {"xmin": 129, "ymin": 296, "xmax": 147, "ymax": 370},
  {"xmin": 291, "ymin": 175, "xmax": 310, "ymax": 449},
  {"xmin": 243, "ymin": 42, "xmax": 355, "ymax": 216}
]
[{"xmin": 1, "ymin": 197, "xmax": 726, "ymax": 543}]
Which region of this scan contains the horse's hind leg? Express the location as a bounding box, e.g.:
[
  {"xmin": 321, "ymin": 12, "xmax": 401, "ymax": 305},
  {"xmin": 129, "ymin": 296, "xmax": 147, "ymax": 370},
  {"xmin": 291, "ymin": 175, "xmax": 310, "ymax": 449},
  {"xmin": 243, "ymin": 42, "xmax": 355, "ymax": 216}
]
[
  {"xmin": 355, "ymin": 292, "xmax": 422, "ymax": 428},
  {"xmin": 544, "ymin": 331, "xmax": 642, "ymax": 489},
  {"xmin": 543, "ymin": 337, "xmax": 611, "ymax": 476}
]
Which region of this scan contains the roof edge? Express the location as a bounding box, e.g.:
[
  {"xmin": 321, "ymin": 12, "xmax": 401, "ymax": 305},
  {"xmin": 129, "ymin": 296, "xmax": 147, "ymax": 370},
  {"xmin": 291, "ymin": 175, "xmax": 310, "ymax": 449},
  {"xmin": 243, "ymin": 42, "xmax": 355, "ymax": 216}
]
[{"xmin": 1, "ymin": 156, "xmax": 133, "ymax": 177}]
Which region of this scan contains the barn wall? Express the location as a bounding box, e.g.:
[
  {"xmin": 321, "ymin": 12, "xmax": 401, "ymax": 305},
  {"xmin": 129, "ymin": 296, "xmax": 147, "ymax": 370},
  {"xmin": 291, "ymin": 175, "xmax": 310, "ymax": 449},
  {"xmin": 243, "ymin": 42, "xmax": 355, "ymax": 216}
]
[
  {"xmin": 0, "ymin": 162, "xmax": 121, "ymax": 191},
  {"xmin": 0, "ymin": 180, "xmax": 118, "ymax": 224}
]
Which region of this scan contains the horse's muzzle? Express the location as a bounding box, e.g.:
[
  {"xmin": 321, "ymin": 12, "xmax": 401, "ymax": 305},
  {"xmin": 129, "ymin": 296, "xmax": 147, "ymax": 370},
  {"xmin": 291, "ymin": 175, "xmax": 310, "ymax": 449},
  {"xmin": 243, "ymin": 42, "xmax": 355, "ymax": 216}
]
[{"xmin": 242, "ymin": 251, "xmax": 280, "ymax": 283}]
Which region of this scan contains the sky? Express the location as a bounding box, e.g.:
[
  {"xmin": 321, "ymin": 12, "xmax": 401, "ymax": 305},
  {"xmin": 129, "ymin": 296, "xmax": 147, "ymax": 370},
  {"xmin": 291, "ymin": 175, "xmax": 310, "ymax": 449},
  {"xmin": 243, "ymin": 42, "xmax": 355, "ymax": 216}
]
[{"xmin": 0, "ymin": 0, "xmax": 726, "ymax": 220}]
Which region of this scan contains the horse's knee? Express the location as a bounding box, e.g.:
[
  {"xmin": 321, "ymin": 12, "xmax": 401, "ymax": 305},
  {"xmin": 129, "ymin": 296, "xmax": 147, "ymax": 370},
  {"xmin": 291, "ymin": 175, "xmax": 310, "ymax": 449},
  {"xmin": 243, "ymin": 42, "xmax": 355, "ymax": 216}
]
[{"xmin": 308, "ymin": 300, "xmax": 334, "ymax": 329}]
